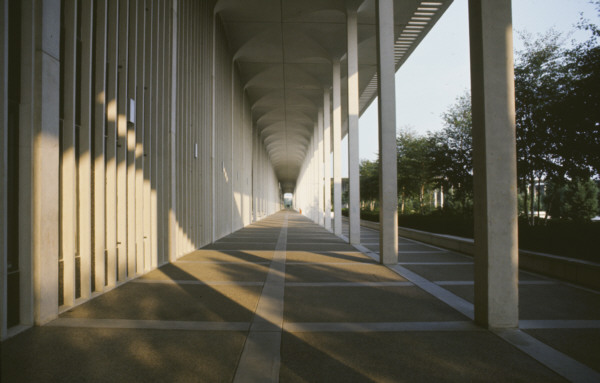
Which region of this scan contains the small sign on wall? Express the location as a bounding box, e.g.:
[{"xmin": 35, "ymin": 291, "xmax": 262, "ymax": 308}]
[{"xmin": 128, "ymin": 99, "xmax": 136, "ymax": 124}]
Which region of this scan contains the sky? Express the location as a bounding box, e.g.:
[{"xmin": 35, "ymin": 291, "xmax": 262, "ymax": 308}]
[{"xmin": 339, "ymin": 0, "xmax": 600, "ymax": 176}]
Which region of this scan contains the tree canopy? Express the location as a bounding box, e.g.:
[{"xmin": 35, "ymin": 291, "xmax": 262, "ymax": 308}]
[{"xmin": 359, "ymin": 11, "xmax": 599, "ymax": 222}]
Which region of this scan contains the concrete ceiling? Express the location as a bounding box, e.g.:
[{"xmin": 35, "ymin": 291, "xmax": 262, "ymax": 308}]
[{"xmin": 215, "ymin": 0, "xmax": 452, "ymax": 193}]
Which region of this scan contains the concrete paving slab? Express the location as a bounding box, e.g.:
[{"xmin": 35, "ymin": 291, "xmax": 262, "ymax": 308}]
[
  {"xmin": 139, "ymin": 262, "xmax": 270, "ymax": 282},
  {"xmin": 402, "ymin": 264, "xmax": 545, "ymax": 282},
  {"xmin": 216, "ymin": 237, "xmax": 281, "ymax": 243},
  {"xmin": 284, "ymin": 286, "xmax": 469, "ymax": 323},
  {"xmin": 397, "ymin": 251, "xmax": 472, "ymax": 263},
  {"xmin": 285, "ymin": 251, "xmax": 375, "ymax": 264},
  {"xmin": 179, "ymin": 250, "xmax": 274, "ymax": 263},
  {"xmin": 285, "ymin": 243, "xmax": 358, "ymax": 251},
  {"xmin": 286, "ymin": 237, "xmax": 347, "ymax": 244},
  {"xmin": 285, "ymin": 264, "xmax": 406, "ymax": 283},
  {"xmin": 5, "ymin": 210, "xmax": 599, "ymax": 382},
  {"xmin": 397, "ymin": 243, "xmax": 444, "ymax": 252},
  {"xmin": 524, "ymin": 329, "xmax": 600, "ymax": 373},
  {"xmin": 61, "ymin": 283, "xmax": 261, "ymax": 322},
  {"xmin": 1, "ymin": 327, "xmax": 246, "ymax": 383},
  {"xmin": 280, "ymin": 331, "xmax": 567, "ymax": 383},
  {"xmin": 203, "ymin": 242, "xmax": 278, "ymax": 250},
  {"xmin": 443, "ymin": 283, "xmax": 600, "ymax": 320}
]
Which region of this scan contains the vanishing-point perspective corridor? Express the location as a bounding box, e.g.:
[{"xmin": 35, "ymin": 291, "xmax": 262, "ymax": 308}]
[
  {"xmin": 2, "ymin": 0, "xmax": 599, "ymax": 381},
  {"xmin": 3, "ymin": 211, "xmax": 599, "ymax": 381}
]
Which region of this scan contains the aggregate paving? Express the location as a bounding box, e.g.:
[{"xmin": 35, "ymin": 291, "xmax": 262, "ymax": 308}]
[
  {"xmin": 2, "ymin": 210, "xmax": 598, "ymax": 382},
  {"xmin": 280, "ymin": 331, "xmax": 567, "ymax": 383},
  {"xmin": 2, "ymin": 327, "xmax": 246, "ymax": 383}
]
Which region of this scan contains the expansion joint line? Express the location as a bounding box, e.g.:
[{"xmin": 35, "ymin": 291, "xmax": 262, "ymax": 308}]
[{"xmin": 233, "ymin": 213, "xmax": 288, "ymax": 383}]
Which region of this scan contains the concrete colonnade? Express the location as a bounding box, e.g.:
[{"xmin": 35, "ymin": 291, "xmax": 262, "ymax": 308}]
[
  {"xmin": 323, "ymin": 89, "xmax": 332, "ymax": 232},
  {"xmin": 376, "ymin": 0, "xmax": 399, "ymax": 265},
  {"xmin": 1, "ymin": 0, "xmax": 521, "ymax": 336},
  {"xmin": 469, "ymin": 0, "xmax": 519, "ymax": 329},
  {"xmin": 331, "ymin": 60, "xmax": 343, "ymax": 236},
  {"xmin": 0, "ymin": 0, "xmax": 280, "ymax": 338},
  {"xmin": 293, "ymin": 0, "xmax": 519, "ymax": 329},
  {"xmin": 346, "ymin": 6, "xmax": 361, "ymax": 245}
]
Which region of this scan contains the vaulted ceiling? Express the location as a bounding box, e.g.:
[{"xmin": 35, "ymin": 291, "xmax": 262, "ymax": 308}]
[{"xmin": 215, "ymin": 0, "xmax": 452, "ymax": 193}]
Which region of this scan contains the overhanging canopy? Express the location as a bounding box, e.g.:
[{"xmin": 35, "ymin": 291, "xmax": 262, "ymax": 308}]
[{"xmin": 215, "ymin": 0, "xmax": 452, "ymax": 193}]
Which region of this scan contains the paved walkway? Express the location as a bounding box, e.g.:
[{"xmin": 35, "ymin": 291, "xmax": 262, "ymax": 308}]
[{"xmin": 2, "ymin": 210, "xmax": 600, "ymax": 382}]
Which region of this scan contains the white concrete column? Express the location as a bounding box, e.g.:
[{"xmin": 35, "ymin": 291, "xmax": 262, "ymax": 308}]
[
  {"xmin": 323, "ymin": 89, "xmax": 332, "ymax": 231},
  {"xmin": 469, "ymin": 0, "xmax": 519, "ymax": 329},
  {"xmin": 94, "ymin": 0, "xmax": 108, "ymax": 288},
  {"xmin": 105, "ymin": 0, "xmax": 119, "ymax": 286},
  {"xmin": 169, "ymin": 0, "xmax": 178, "ymax": 263},
  {"xmin": 134, "ymin": 0, "xmax": 146, "ymax": 274},
  {"xmin": 313, "ymin": 123, "xmax": 319, "ymax": 223},
  {"xmin": 116, "ymin": 0, "xmax": 129, "ymax": 281},
  {"xmin": 332, "ymin": 60, "xmax": 342, "ymax": 236},
  {"xmin": 126, "ymin": 0, "xmax": 138, "ymax": 276},
  {"xmin": 143, "ymin": 0, "xmax": 154, "ymax": 270},
  {"xmin": 79, "ymin": 0, "xmax": 94, "ymax": 299},
  {"xmin": 0, "ymin": 0, "xmax": 8, "ymax": 338},
  {"xmin": 376, "ymin": 0, "xmax": 398, "ymax": 264},
  {"xmin": 211, "ymin": 11, "xmax": 217, "ymax": 242},
  {"xmin": 347, "ymin": 8, "xmax": 360, "ymax": 244},
  {"xmin": 30, "ymin": 0, "xmax": 61, "ymax": 324},
  {"xmin": 61, "ymin": 0, "xmax": 77, "ymax": 308},
  {"xmin": 317, "ymin": 107, "xmax": 324, "ymax": 226}
]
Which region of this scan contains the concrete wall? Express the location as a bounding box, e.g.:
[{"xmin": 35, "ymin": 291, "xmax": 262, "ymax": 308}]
[{"xmin": 0, "ymin": 0, "xmax": 281, "ymax": 338}]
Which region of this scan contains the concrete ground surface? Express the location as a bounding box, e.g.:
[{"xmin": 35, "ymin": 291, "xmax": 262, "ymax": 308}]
[{"xmin": 2, "ymin": 210, "xmax": 600, "ymax": 382}]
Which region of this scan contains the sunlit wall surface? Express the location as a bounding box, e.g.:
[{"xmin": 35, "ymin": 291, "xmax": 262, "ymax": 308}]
[{"xmin": 0, "ymin": 0, "xmax": 280, "ymax": 338}]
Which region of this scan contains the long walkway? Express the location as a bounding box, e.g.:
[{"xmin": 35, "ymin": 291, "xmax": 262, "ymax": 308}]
[{"xmin": 2, "ymin": 211, "xmax": 600, "ymax": 382}]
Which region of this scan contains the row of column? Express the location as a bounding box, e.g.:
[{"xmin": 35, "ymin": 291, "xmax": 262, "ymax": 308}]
[
  {"xmin": 296, "ymin": 2, "xmax": 399, "ymax": 264},
  {"xmin": 297, "ymin": 0, "xmax": 519, "ymax": 329},
  {"xmin": 297, "ymin": 2, "xmax": 397, "ymax": 263},
  {"xmin": 0, "ymin": 0, "xmax": 283, "ymax": 338}
]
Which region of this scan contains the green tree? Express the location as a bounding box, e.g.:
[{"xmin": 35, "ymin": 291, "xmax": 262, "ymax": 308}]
[
  {"xmin": 429, "ymin": 93, "xmax": 473, "ymax": 212},
  {"xmin": 552, "ymin": 24, "xmax": 600, "ymax": 179},
  {"xmin": 514, "ymin": 31, "xmax": 566, "ymax": 223},
  {"xmin": 397, "ymin": 130, "xmax": 435, "ymax": 214},
  {"xmin": 359, "ymin": 159, "xmax": 379, "ymax": 209},
  {"xmin": 563, "ymin": 179, "xmax": 599, "ymax": 222},
  {"xmin": 514, "ymin": 18, "xmax": 600, "ymax": 223}
]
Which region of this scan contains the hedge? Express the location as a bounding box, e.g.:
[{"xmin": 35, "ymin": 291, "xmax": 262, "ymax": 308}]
[{"xmin": 342, "ymin": 208, "xmax": 599, "ymax": 263}]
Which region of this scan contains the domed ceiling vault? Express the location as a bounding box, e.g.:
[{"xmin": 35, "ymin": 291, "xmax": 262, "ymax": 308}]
[{"xmin": 215, "ymin": 0, "xmax": 452, "ymax": 193}]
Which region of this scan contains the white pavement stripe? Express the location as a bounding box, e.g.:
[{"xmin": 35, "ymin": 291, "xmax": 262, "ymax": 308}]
[
  {"xmin": 388, "ymin": 264, "xmax": 475, "ymax": 320},
  {"xmin": 233, "ymin": 332, "xmax": 282, "ymax": 382},
  {"xmin": 214, "ymin": 241, "xmax": 277, "ymax": 244},
  {"xmin": 285, "ymin": 262, "xmax": 376, "ymax": 265},
  {"xmin": 285, "ymin": 282, "xmax": 413, "ymax": 287},
  {"xmin": 362, "ymin": 242, "xmax": 424, "ymax": 246},
  {"xmin": 351, "ymin": 226, "xmax": 600, "ymax": 381},
  {"xmin": 519, "ymin": 320, "xmax": 600, "ymax": 329},
  {"xmin": 131, "ymin": 279, "xmax": 264, "ymax": 286},
  {"xmin": 175, "ymin": 260, "xmax": 271, "ymax": 265},
  {"xmin": 350, "ymin": 243, "xmax": 475, "ymax": 320},
  {"xmin": 435, "ymin": 280, "xmax": 557, "ymax": 286},
  {"xmin": 293, "ymin": 251, "xmax": 365, "ymax": 255},
  {"xmin": 399, "ymin": 262, "xmax": 471, "ymax": 265},
  {"xmin": 351, "ymin": 243, "xmax": 377, "ymax": 259},
  {"xmin": 398, "ymin": 250, "xmax": 448, "ymax": 254},
  {"xmin": 46, "ymin": 318, "xmax": 250, "ymax": 331},
  {"xmin": 234, "ymin": 213, "xmax": 288, "ymax": 383},
  {"xmin": 493, "ymin": 329, "xmax": 600, "ymax": 383},
  {"xmin": 284, "ymin": 321, "xmax": 481, "ymax": 333}
]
